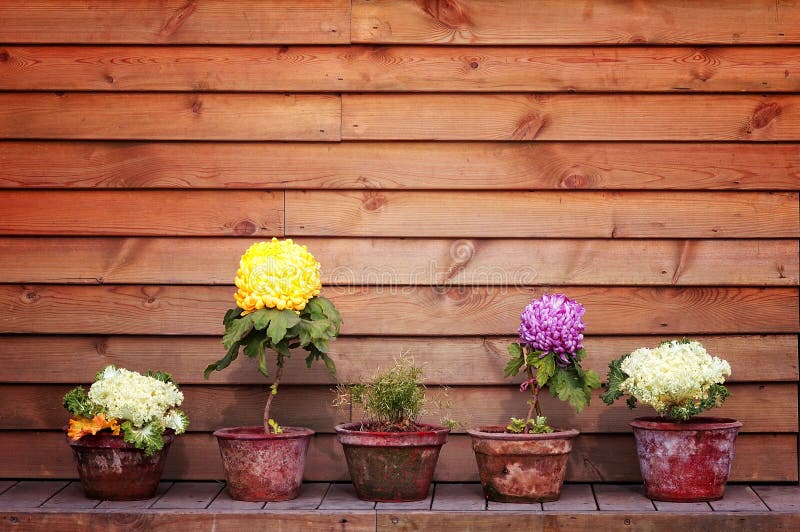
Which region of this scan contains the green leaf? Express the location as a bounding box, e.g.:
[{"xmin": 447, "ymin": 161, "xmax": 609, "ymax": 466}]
[
  {"xmin": 63, "ymin": 387, "xmax": 97, "ymax": 418},
  {"xmin": 307, "ymin": 296, "xmax": 342, "ymax": 330},
  {"xmin": 507, "ymin": 343, "xmax": 522, "ymax": 357},
  {"xmin": 145, "ymin": 370, "xmax": 173, "ymax": 384},
  {"xmin": 321, "ymin": 353, "xmax": 336, "ymax": 375},
  {"xmin": 223, "ymin": 307, "xmax": 242, "ymax": 327},
  {"xmin": 549, "ymin": 368, "xmax": 592, "ymax": 413},
  {"xmin": 222, "ymin": 314, "xmax": 253, "ymax": 349},
  {"xmin": 600, "ymin": 357, "xmax": 629, "ymax": 406},
  {"xmin": 121, "ymin": 420, "xmax": 165, "ymax": 456},
  {"xmin": 583, "ymin": 369, "xmax": 601, "ymax": 391},
  {"xmin": 163, "ymin": 409, "xmax": 190, "ymax": 434},
  {"xmin": 204, "ymin": 344, "xmax": 240, "ymax": 379},
  {"xmin": 242, "ymin": 333, "xmax": 265, "ymax": 359},
  {"xmin": 504, "ymin": 343, "xmax": 525, "ymax": 378},
  {"xmin": 536, "ymin": 353, "xmax": 556, "ymax": 387},
  {"xmin": 266, "ymin": 310, "xmax": 301, "ymax": 344},
  {"xmin": 257, "ymin": 351, "xmax": 270, "ymax": 379},
  {"xmin": 250, "ymin": 308, "xmax": 282, "ymax": 331}
]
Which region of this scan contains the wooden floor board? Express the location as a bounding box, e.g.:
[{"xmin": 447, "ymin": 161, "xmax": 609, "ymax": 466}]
[
  {"xmin": 709, "ymin": 486, "xmax": 770, "ymax": 512},
  {"xmin": 207, "ymin": 489, "xmax": 265, "ymax": 510},
  {"xmin": 40, "ymin": 482, "xmax": 99, "ymax": 509},
  {"xmin": 653, "ymin": 500, "xmax": 712, "ymax": 512},
  {"xmin": 593, "ymin": 484, "xmax": 655, "ymax": 511},
  {"xmin": 431, "ymin": 484, "xmax": 486, "ymax": 511},
  {"xmin": 0, "ymin": 481, "xmax": 68, "ymax": 508},
  {"xmin": 542, "ymin": 484, "xmax": 597, "ymax": 511},
  {"xmin": 150, "ymin": 481, "xmax": 223, "ymax": 509},
  {"xmin": 95, "ymin": 482, "xmax": 172, "ymax": 509},
  {"xmin": 318, "ymin": 484, "xmax": 375, "ymax": 510},
  {"xmin": 375, "ymin": 493, "xmax": 432, "ymax": 510},
  {"xmin": 752, "ymin": 485, "xmax": 800, "ymax": 512},
  {"xmin": 266, "ymin": 483, "xmax": 330, "ymax": 510}
]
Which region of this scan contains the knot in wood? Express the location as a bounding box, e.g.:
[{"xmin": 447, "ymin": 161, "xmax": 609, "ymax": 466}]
[
  {"xmin": 233, "ymin": 220, "xmax": 257, "ymax": 235},
  {"xmin": 751, "ymin": 102, "xmax": 782, "ymax": 130}
]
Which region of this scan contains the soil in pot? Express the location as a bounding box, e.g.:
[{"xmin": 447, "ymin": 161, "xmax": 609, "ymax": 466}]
[
  {"xmin": 68, "ymin": 429, "xmax": 175, "ymax": 501},
  {"xmin": 630, "ymin": 417, "xmax": 742, "ymax": 502},
  {"xmin": 467, "ymin": 426, "xmax": 579, "ymax": 503},
  {"xmin": 335, "ymin": 422, "xmax": 449, "ymax": 502},
  {"xmin": 214, "ymin": 426, "xmax": 313, "ymax": 502}
]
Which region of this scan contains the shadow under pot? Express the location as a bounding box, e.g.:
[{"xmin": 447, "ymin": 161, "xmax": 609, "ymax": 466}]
[
  {"xmin": 67, "ymin": 429, "xmax": 175, "ymax": 501},
  {"xmin": 467, "ymin": 426, "xmax": 579, "ymax": 503},
  {"xmin": 335, "ymin": 422, "xmax": 449, "ymax": 502},
  {"xmin": 214, "ymin": 426, "xmax": 314, "ymax": 502}
]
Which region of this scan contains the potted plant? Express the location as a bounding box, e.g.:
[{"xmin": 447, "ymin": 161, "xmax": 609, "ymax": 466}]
[
  {"xmin": 204, "ymin": 238, "xmax": 342, "ymax": 501},
  {"xmin": 63, "ymin": 365, "xmax": 189, "ymax": 500},
  {"xmin": 334, "ymin": 356, "xmax": 451, "ymax": 502},
  {"xmin": 467, "ymin": 293, "xmax": 600, "ymax": 503},
  {"xmin": 601, "ymin": 338, "xmax": 739, "ymax": 502}
]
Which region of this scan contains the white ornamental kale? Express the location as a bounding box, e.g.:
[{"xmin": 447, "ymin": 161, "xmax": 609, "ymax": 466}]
[
  {"xmin": 89, "ymin": 366, "xmax": 184, "ymax": 427},
  {"xmin": 602, "ymin": 339, "xmax": 732, "ymax": 421}
]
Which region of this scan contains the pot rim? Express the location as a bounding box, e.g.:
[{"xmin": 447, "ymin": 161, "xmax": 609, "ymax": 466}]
[
  {"xmin": 335, "ymin": 422, "xmax": 450, "ymax": 437},
  {"xmin": 466, "ymin": 426, "xmax": 579, "ymax": 441},
  {"xmin": 629, "ymin": 417, "xmax": 742, "ymax": 431},
  {"xmin": 65, "ymin": 426, "xmax": 175, "ymax": 449},
  {"xmin": 213, "ymin": 425, "xmax": 314, "ymax": 440}
]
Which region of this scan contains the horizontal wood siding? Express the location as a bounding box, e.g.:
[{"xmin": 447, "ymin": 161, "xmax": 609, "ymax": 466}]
[{"xmin": 0, "ymin": 1, "xmax": 797, "ymax": 483}]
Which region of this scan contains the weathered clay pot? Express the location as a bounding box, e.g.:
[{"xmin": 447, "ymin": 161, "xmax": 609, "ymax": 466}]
[
  {"xmin": 67, "ymin": 429, "xmax": 175, "ymax": 500},
  {"xmin": 467, "ymin": 426, "xmax": 579, "ymax": 503},
  {"xmin": 630, "ymin": 417, "xmax": 742, "ymax": 502},
  {"xmin": 335, "ymin": 422, "xmax": 449, "ymax": 502},
  {"xmin": 214, "ymin": 426, "xmax": 313, "ymax": 502}
]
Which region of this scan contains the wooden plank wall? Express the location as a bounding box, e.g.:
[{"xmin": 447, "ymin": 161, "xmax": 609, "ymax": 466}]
[{"xmin": 0, "ymin": 0, "xmax": 798, "ymax": 483}]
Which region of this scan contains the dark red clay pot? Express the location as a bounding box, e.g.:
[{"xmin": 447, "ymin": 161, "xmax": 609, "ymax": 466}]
[
  {"xmin": 214, "ymin": 426, "xmax": 313, "ymax": 502},
  {"xmin": 335, "ymin": 422, "xmax": 449, "ymax": 502},
  {"xmin": 67, "ymin": 430, "xmax": 174, "ymax": 501},
  {"xmin": 630, "ymin": 417, "xmax": 742, "ymax": 502},
  {"xmin": 467, "ymin": 426, "xmax": 578, "ymax": 503}
]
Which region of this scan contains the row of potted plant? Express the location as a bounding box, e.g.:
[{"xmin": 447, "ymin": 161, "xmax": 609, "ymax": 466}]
[{"xmin": 64, "ymin": 239, "xmax": 741, "ymax": 504}]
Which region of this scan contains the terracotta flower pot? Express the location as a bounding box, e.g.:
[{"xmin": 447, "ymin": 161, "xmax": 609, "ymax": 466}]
[
  {"xmin": 630, "ymin": 417, "xmax": 742, "ymax": 502},
  {"xmin": 335, "ymin": 422, "xmax": 449, "ymax": 502},
  {"xmin": 214, "ymin": 426, "xmax": 313, "ymax": 502},
  {"xmin": 467, "ymin": 426, "xmax": 579, "ymax": 503},
  {"xmin": 67, "ymin": 429, "xmax": 175, "ymax": 501}
]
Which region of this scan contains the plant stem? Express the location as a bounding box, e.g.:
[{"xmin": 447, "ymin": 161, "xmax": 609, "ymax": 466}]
[
  {"xmin": 263, "ymin": 360, "xmax": 284, "ymax": 434},
  {"xmin": 524, "ymin": 366, "xmax": 541, "ymax": 434}
]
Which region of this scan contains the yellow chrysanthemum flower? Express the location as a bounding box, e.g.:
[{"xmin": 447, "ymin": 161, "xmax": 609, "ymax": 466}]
[{"xmin": 234, "ymin": 238, "xmax": 322, "ymax": 313}]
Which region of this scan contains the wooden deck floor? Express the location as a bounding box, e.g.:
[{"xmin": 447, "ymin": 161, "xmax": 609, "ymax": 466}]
[{"xmin": 0, "ymin": 481, "xmax": 798, "ymax": 530}]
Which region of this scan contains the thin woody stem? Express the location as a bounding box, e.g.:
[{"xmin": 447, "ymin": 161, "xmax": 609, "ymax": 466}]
[
  {"xmin": 524, "ymin": 365, "xmax": 541, "ymax": 434},
  {"xmin": 263, "ymin": 358, "xmax": 284, "ymax": 434}
]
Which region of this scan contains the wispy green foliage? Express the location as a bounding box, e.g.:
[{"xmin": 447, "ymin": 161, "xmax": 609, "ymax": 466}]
[{"xmin": 63, "ymin": 386, "xmax": 98, "ymax": 418}]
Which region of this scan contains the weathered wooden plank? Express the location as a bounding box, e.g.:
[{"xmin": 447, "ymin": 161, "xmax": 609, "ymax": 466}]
[
  {"xmin": 206, "ymin": 489, "xmax": 265, "ymax": 510},
  {"xmin": 0, "ymin": 512, "xmax": 378, "ymax": 531},
  {"xmin": 0, "ymin": 1, "xmax": 349, "ymax": 44},
  {"xmin": 286, "ymin": 191, "xmax": 799, "ymax": 238},
  {"xmin": 0, "ymin": 432, "xmax": 793, "ymax": 482},
  {"xmin": 96, "ymin": 482, "xmax": 172, "ymax": 509},
  {"xmin": 151, "ymin": 482, "xmax": 223, "ymax": 509},
  {"xmin": 752, "ymin": 485, "xmax": 800, "ymax": 511},
  {"xmin": 352, "ymin": 0, "xmax": 800, "ymax": 45},
  {"xmin": 593, "ymin": 485, "xmax": 655, "ymax": 511},
  {"xmin": 0, "ymin": 94, "xmax": 340, "ymax": 141},
  {"xmin": 4, "ymin": 46, "xmax": 800, "ymax": 93},
  {"xmin": 6, "ymin": 385, "xmax": 345, "ymax": 433},
  {"xmin": 0, "ymin": 482, "xmax": 15, "ymax": 496},
  {"xmin": 1, "ymin": 285, "xmax": 796, "ymax": 336},
  {"xmin": 0, "ymin": 481, "xmax": 67, "ymax": 508},
  {"xmin": 653, "ymin": 500, "xmax": 712, "ymax": 512},
  {"xmin": 2, "ymin": 334, "xmax": 793, "ymax": 386},
  {"xmin": 40, "ymin": 482, "xmax": 98, "ymax": 509},
  {"xmin": 375, "ymin": 492, "xmax": 432, "ymax": 510},
  {"xmin": 266, "ymin": 483, "xmax": 329, "ymax": 510},
  {"xmin": 541, "ymin": 484, "xmax": 596, "ymax": 511},
  {"xmin": 376, "ymin": 512, "xmax": 800, "ymax": 531},
  {"xmin": 0, "ymin": 191, "xmax": 283, "ymax": 236},
  {"xmin": 342, "ymin": 94, "xmax": 799, "ymax": 141},
  {"xmin": 2, "ymin": 238, "xmax": 796, "ymax": 287},
  {"xmin": 486, "ymin": 499, "xmax": 541, "ymax": 512},
  {"xmin": 710, "ymin": 486, "xmax": 770, "ymax": 512},
  {"xmin": 430, "ymin": 484, "xmax": 485, "ymax": 511},
  {"xmin": 2, "ymin": 141, "xmax": 797, "ymax": 190},
  {"xmin": 16, "ymin": 382, "xmax": 792, "ymax": 434},
  {"xmin": 318, "ymin": 484, "xmax": 375, "ymax": 510}
]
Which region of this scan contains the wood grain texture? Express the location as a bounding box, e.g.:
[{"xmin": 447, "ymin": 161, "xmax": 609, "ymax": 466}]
[
  {"xmin": 343, "ymin": 94, "xmax": 799, "ymax": 141},
  {"xmin": 1, "ymin": 335, "xmax": 795, "ymax": 385},
  {"xmin": 1, "ymin": 238, "xmax": 795, "ymax": 286},
  {"xmin": 0, "ymin": 1, "xmax": 349, "ymax": 44},
  {"xmin": 2, "ymin": 141, "xmax": 798, "ymax": 190},
  {"xmin": 351, "ymin": 0, "xmax": 800, "ymax": 45},
  {"xmin": 0, "ymin": 93, "xmax": 340, "ymax": 140},
  {"xmin": 0, "ymin": 285, "xmax": 796, "ymax": 335},
  {"xmin": 0, "ymin": 191, "xmax": 283, "ymax": 236},
  {"xmin": 285, "ymin": 191, "xmax": 800, "ymax": 238},
  {"xmin": 3, "ymin": 45, "xmax": 800, "ymax": 92},
  {"xmin": 1, "ymin": 432, "xmax": 794, "ymax": 482},
  {"xmin": 12, "ymin": 383, "xmax": 794, "ymax": 433}
]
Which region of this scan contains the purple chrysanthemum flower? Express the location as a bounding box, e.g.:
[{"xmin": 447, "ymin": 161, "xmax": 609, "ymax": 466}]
[{"xmin": 518, "ymin": 293, "xmax": 585, "ymax": 366}]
